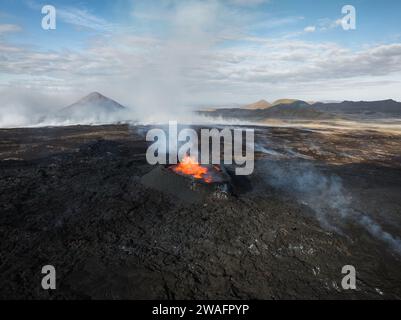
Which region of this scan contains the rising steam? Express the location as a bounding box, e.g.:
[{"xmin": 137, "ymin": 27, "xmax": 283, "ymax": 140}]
[
  {"xmin": 259, "ymin": 148, "xmax": 401, "ymax": 256},
  {"xmin": 0, "ymin": 1, "xmax": 236, "ymax": 128}
]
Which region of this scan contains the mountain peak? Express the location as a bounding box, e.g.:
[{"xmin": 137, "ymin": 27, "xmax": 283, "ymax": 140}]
[
  {"xmin": 243, "ymin": 99, "xmax": 272, "ymax": 110},
  {"xmin": 58, "ymin": 91, "xmax": 126, "ymax": 120},
  {"xmin": 79, "ymin": 91, "xmax": 110, "ymax": 103},
  {"xmin": 87, "ymin": 91, "xmax": 103, "ymax": 98},
  {"xmin": 272, "ymin": 99, "xmax": 303, "ymax": 106}
]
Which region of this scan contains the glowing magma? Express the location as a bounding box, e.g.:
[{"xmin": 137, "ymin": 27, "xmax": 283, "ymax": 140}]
[{"xmin": 171, "ymin": 155, "xmax": 212, "ymax": 183}]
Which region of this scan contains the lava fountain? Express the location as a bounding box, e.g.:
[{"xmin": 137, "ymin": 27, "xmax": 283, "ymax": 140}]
[{"xmin": 171, "ymin": 155, "xmax": 212, "ymax": 183}]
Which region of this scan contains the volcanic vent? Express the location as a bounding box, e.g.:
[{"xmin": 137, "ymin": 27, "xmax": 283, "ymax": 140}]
[{"xmin": 141, "ymin": 155, "xmax": 232, "ymax": 203}]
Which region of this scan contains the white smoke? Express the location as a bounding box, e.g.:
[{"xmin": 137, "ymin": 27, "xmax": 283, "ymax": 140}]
[
  {"xmin": 0, "ymin": 87, "xmax": 135, "ymax": 128},
  {"xmin": 124, "ymin": 1, "xmax": 229, "ymax": 123},
  {"xmin": 0, "ymin": 1, "xmax": 243, "ymax": 127},
  {"xmin": 0, "ymin": 88, "xmax": 73, "ymax": 128},
  {"xmin": 259, "ymin": 156, "xmax": 401, "ymax": 256}
]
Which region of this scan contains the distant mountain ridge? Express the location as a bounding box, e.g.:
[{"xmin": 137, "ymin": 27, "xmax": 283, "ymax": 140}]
[
  {"xmin": 271, "ymin": 99, "xmax": 303, "ymax": 106},
  {"xmin": 199, "ymin": 100, "xmax": 332, "ymax": 121},
  {"xmin": 198, "ymin": 99, "xmax": 401, "ymax": 122},
  {"xmin": 311, "ymin": 99, "xmax": 401, "ymax": 116},
  {"xmin": 242, "ymin": 99, "xmax": 272, "ymax": 110},
  {"xmin": 241, "ymin": 99, "xmax": 306, "ymax": 110}
]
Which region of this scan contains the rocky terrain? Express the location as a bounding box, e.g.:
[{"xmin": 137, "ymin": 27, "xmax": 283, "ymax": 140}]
[{"xmin": 0, "ymin": 124, "xmax": 401, "ymax": 299}]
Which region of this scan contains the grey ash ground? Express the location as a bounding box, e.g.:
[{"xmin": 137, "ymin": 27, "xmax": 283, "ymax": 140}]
[{"xmin": 1, "ymin": 124, "xmax": 401, "ymax": 299}]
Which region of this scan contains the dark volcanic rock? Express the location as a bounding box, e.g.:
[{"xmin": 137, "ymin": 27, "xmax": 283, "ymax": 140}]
[
  {"xmin": 0, "ymin": 124, "xmax": 400, "ymax": 299},
  {"xmin": 141, "ymin": 165, "xmax": 231, "ymax": 203}
]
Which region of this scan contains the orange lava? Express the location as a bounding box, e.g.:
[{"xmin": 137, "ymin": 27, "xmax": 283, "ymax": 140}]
[{"xmin": 172, "ymin": 155, "xmax": 212, "ymax": 183}]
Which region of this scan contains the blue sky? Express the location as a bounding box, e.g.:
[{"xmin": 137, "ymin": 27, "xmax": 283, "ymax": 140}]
[
  {"xmin": 1, "ymin": 0, "xmax": 401, "ymax": 116},
  {"xmin": 2, "ymin": 0, "xmax": 400, "ymax": 49}
]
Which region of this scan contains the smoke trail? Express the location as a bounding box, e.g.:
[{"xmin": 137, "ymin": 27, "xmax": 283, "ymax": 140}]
[
  {"xmin": 259, "ymin": 154, "xmax": 401, "ymax": 255},
  {"xmin": 357, "ymin": 213, "xmax": 401, "ymax": 255}
]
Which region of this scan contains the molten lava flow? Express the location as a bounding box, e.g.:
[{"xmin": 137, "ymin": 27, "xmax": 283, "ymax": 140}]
[{"xmin": 172, "ymin": 155, "xmax": 212, "ymax": 183}]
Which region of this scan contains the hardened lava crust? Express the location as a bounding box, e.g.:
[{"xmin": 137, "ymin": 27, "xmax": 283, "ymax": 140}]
[{"xmin": 0, "ymin": 124, "xmax": 401, "ymax": 299}]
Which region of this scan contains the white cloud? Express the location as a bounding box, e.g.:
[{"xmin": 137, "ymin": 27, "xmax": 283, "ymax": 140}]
[
  {"xmin": 317, "ymin": 17, "xmax": 343, "ymax": 31},
  {"xmin": 228, "ymin": 0, "xmax": 270, "ymax": 6},
  {"xmin": 1, "ymin": 0, "xmax": 401, "ymax": 120},
  {"xmin": 57, "ymin": 7, "xmax": 114, "ymax": 31},
  {"xmin": 2, "ymin": 31, "xmax": 401, "ymax": 106},
  {"xmin": 304, "ymin": 26, "xmax": 316, "ymax": 33},
  {"xmin": 0, "ymin": 24, "xmax": 22, "ymax": 34},
  {"xmin": 26, "ymin": 0, "xmax": 114, "ymax": 32}
]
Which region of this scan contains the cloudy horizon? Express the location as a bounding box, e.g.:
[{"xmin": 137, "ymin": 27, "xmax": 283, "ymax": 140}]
[{"xmin": 1, "ymin": 0, "xmax": 401, "ymax": 123}]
